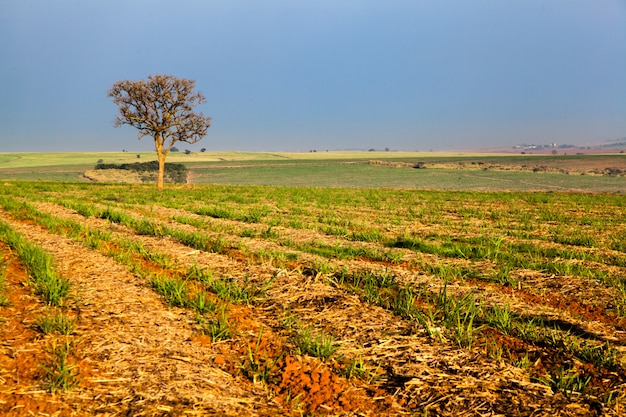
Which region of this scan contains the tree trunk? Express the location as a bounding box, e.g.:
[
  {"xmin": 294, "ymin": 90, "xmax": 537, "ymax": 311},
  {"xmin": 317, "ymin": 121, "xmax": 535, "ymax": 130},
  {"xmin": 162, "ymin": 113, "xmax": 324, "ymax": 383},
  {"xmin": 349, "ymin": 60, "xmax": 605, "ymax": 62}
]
[
  {"xmin": 155, "ymin": 135, "xmax": 166, "ymax": 190},
  {"xmin": 157, "ymin": 152, "xmax": 165, "ymax": 190}
]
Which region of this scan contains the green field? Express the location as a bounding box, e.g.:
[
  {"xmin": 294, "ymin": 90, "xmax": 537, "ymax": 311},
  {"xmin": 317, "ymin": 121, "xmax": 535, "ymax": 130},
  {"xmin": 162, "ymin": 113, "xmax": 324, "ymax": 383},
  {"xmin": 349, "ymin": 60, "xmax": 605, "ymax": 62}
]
[
  {"xmin": 0, "ymin": 150, "xmax": 625, "ymax": 414},
  {"xmin": 0, "ymin": 180, "xmax": 625, "ymax": 415},
  {"xmin": 1, "ymin": 151, "xmax": 625, "ymax": 192}
]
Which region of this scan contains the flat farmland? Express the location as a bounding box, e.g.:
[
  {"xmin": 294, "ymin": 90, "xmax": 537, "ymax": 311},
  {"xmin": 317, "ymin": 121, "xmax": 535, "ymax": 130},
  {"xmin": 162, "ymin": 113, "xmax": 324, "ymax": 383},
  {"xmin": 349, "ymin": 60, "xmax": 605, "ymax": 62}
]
[
  {"xmin": 1, "ymin": 151, "xmax": 625, "ymax": 192},
  {"xmin": 0, "ymin": 180, "xmax": 625, "ymax": 416}
]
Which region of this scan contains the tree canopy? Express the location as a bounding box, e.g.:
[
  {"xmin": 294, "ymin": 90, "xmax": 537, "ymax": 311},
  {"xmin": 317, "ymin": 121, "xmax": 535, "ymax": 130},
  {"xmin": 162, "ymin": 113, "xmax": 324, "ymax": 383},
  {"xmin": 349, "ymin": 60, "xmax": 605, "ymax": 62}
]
[{"xmin": 109, "ymin": 74, "xmax": 211, "ymax": 188}]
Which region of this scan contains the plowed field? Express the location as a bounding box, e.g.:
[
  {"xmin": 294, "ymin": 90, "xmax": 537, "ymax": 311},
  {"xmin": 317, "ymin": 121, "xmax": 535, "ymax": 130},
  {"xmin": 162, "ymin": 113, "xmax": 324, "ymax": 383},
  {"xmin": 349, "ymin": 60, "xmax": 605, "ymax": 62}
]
[{"xmin": 0, "ymin": 182, "xmax": 625, "ymax": 416}]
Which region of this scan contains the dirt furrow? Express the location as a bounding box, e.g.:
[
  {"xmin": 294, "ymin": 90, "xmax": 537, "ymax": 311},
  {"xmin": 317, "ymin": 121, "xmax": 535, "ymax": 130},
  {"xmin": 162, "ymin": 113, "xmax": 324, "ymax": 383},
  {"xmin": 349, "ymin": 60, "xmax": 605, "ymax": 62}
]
[
  {"xmin": 0, "ymin": 207, "xmax": 280, "ymax": 416},
  {"xmin": 143, "ymin": 203, "xmax": 626, "ymax": 335},
  {"xmin": 24, "ymin": 201, "xmax": 623, "ymax": 415}
]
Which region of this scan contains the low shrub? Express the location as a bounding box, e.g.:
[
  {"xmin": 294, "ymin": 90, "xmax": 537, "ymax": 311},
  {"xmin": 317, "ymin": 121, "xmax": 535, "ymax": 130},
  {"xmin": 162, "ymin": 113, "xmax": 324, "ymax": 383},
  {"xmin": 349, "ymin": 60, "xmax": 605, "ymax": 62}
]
[{"xmin": 94, "ymin": 161, "xmax": 188, "ymax": 183}]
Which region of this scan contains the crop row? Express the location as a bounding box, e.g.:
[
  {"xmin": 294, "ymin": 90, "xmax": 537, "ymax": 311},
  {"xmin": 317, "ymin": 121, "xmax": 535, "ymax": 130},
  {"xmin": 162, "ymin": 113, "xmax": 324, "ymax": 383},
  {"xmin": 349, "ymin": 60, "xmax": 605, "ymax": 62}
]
[
  {"xmin": 0, "ymin": 219, "xmax": 81, "ymax": 395},
  {"xmin": 22, "ymin": 183, "xmax": 625, "ymax": 323},
  {"xmin": 0, "ymin": 197, "xmax": 383, "ymax": 414},
  {"xmin": 1, "ymin": 182, "xmax": 625, "ymax": 414}
]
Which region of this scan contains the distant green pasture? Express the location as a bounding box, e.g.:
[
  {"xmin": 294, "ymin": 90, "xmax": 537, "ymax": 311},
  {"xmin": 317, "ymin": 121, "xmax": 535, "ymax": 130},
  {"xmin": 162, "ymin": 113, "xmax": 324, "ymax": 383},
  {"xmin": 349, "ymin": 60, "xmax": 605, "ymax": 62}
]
[
  {"xmin": 0, "ymin": 151, "xmax": 624, "ymax": 192},
  {"xmin": 191, "ymin": 163, "xmax": 626, "ymax": 192}
]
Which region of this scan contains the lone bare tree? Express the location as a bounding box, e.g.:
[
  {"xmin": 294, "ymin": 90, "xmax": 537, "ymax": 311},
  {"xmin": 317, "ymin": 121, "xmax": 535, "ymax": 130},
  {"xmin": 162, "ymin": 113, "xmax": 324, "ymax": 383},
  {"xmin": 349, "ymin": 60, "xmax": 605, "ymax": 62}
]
[{"xmin": 109, "ymin": 74, "xmax": 211, "ymax": 189}]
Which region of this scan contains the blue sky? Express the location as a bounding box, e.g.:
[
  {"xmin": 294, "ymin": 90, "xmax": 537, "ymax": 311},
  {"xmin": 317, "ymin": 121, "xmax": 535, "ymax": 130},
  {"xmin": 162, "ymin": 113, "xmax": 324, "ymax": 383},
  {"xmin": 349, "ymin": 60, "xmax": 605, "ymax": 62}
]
[{"xmin": 1, "ymin": 0, "xmax": 625, "ymax": 152}]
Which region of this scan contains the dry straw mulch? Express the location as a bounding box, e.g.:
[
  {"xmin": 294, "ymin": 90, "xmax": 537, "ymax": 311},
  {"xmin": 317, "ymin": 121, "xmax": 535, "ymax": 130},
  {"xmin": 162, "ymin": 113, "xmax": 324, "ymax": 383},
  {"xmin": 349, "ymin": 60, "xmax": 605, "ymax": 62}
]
[
  {"xmin": 1, "ymin": 200, "xmax": 624, "ymax": 416},
  {"xmin": 0, "ymin": 210, "xmax": 281, "ymax": 416}
]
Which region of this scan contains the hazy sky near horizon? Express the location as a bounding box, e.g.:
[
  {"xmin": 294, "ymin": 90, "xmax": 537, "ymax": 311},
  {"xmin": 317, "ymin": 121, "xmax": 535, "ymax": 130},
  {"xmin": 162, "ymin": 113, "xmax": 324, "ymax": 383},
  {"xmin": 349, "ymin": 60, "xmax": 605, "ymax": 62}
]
[{"xmin": 1, "ymin": 0, "xmax": 625, "ymax": 152}]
